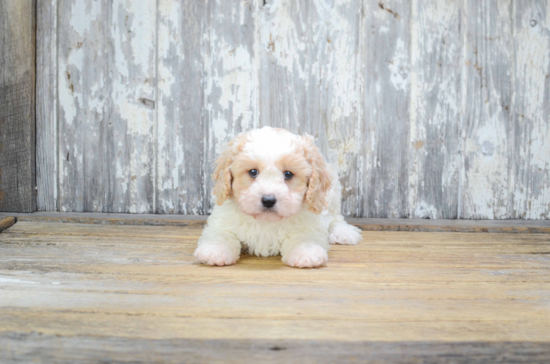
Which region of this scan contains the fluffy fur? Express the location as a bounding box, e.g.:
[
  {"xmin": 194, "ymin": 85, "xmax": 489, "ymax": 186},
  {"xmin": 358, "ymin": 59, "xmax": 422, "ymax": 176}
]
[{"xmin": 194, "ymin": 127, "xmax": 362, "ymax": 268}]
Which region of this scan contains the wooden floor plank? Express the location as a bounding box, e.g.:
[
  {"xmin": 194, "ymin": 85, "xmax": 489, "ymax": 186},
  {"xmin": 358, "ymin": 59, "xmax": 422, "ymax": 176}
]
[
  {"xmin": 1, "ymin": 221, "xmax": 549, "ymax": 362},
  {"xmin": 2, "ymin": 309, "xmax": 550, "ymax": 342},
  {"xmin": 4, "ymin": 333, "xmax": 550, "ymax": 364}
]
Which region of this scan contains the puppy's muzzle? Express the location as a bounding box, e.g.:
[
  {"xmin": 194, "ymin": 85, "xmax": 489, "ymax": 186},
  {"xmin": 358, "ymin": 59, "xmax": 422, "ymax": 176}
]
[{"xmin": 261, "ymin": 195, "xmax": 277, "ymax": 209}]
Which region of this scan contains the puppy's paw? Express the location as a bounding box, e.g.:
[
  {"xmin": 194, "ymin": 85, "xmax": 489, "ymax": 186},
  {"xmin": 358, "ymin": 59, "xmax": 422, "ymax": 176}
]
[
  {"xmin": 282, "ymin": 243, "xmax": 328, "ymax": 268},
  {"xmin": 194, "ymin": 244, "xmax": 238, "ymax": 266},
  {"xmin": 329, "ymin": 222, "xmax": 362, "ymax": 245}
]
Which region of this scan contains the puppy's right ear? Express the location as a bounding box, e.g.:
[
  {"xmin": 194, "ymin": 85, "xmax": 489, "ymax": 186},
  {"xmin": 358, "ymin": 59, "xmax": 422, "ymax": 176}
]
[
  {"xmin": 212, "ymin": 132, "xmax": 248, "ymax": 205},
  {"xmin": 301, "ymin": 134, "xmax": 332, "ymax": 214}
]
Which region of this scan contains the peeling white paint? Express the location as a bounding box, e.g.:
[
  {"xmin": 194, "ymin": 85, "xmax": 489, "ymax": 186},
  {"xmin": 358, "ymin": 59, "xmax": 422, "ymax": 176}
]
[
  {"xmin": 414, "ymin": 202, "xmax": 438, "ymax": 220},
  {"xmin": 464, "ymin": 120, "xmax": 510, "ymax": 219},
  {"xmin": 43, "ymin": 0, "xmax": 550, "ymax": 219},
  {"xmin": 513, "ymin": 6, "xmax": 550, "ymax": 219},
  {"xmin": 389, "ymin": 39, "xmax": 409, "ymax": 92},
  {"xmin": 516, "ymin": 29, "xmax": 549, "ymax": 120},
  {"xmin": 70, "ymin": 0, "xmax": 101, "ymax": 37},
  {"xmin": 260, "ymin": 0, "xmax": 307, "ymax": 80}
]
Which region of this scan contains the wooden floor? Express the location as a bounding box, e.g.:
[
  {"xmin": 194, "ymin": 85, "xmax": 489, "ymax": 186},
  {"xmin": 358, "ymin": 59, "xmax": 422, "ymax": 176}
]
[{"xmin": 1, "ymin": 219, "xmax": 550, "ymax": 363}]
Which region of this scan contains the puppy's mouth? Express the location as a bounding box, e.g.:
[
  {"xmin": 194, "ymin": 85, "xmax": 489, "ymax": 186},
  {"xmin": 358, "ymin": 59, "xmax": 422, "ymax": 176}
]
[{"xmin": 253, "ymin": 209, "xmax": 283, "ymax": 222}]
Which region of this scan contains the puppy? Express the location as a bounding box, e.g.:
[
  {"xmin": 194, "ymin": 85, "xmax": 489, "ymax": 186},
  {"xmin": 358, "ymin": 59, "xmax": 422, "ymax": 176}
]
[{"xmin": 194, "ymin": 127, "xmax": 362, "ymax": 268}]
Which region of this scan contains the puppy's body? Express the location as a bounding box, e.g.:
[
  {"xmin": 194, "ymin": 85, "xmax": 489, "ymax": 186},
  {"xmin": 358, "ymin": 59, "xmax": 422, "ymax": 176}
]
[{"xmin": 194, "ymin": 127, "xmax": 361, "ymax": 268}]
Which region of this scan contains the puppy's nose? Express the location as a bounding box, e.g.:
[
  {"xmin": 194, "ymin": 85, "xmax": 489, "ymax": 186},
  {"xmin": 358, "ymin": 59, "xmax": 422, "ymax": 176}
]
[{"xmin": 261, "ymin": 195, "xmax": 277, "ymax": 208}]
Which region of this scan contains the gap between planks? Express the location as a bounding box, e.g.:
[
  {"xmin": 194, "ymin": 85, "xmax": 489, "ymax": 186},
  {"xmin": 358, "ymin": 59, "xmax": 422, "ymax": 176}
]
[{"xmin": 0, "ymin": 212, "xmax": 549, "ymax": 233}]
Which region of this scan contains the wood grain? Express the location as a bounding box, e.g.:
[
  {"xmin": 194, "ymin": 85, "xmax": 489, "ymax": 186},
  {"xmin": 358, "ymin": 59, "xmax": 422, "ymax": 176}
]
[
  {"xmin": 0, "ymin": 0, "xmax": 36, "ymax": 213},
  {"xmin": 107, "ymin": 0, "xmax": 157, "ymax": 214},
  {"xmin": 157, "ymin": 0, "xmax": 207, "ymax": 215},
  {"xmin": 513, "ymin": 1, "xmax": 550, "ymax": 219},
  {"xmin": 57, "ymin": 0, "xmax": 110, "ymax": 212},
  {"xmin": 408, "ymin": 0, "xmax": 462, "ymax": 219},
  {"xmin": 4, "ymin": 334, "xmax": 550, "ymax": 364},
  {"xmin": 0, "ymin": 221, "xmax": 549, "ymax": 361},
  {"xmin": 359, "ymin": 0, "xmax": 411, "ymax": 218},
  {"xmin": 461, "ymin": 0, "xmax": 515, "ymax": 219},
  {"xmin": 36, "ymin": 0, "xmax": 58, "ymax": 212},
  {"xmin": 57, "ymin": 0, "xmax": 157, "ymax": 213}
]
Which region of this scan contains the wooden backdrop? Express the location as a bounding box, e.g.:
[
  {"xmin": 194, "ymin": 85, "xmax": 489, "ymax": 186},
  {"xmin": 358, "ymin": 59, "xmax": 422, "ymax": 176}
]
[
  {"xmin": 0, "ymin": 0, "xmax": 36, "ymax": 212},
  {"xmin": 36, "ymin": 0, "xmax": 550, "ymax": 219}
]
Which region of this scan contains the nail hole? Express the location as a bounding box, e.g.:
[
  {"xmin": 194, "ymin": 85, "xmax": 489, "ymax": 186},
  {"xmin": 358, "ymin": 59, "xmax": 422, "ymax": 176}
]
[{"xmin": 139, "ymin": 98, "xmax": 155, "ymax": 109}]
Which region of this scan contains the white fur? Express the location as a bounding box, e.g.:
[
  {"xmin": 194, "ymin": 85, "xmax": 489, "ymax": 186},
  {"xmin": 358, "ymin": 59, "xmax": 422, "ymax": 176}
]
[
  {"xmin": 329, "ymin": 221, "xmax": 363, "ymax": 245},
  {"xmin": 194, "ymin": 127, "xmax": 362, "ymax": 268},
  {"xmin": 194, "ymin": 244, "xmax": 238, "ymax": 266},
  {"xmin": 282, "ymin": 243, "xmax": 328, "ymax": 268}
]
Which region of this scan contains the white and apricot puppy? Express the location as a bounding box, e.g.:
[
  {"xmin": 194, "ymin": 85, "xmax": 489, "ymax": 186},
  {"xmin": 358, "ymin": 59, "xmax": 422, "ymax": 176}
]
[{"xmin": 194, "ymin": 127, "xmax": 362, "ymax": 268}]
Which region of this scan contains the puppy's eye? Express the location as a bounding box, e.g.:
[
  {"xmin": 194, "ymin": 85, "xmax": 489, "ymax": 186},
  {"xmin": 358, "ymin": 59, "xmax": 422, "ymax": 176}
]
[
  {"xmin": 249, "ymin": 169, "xmax": 259, "ymax": 178},
  {"xmin": 284, "ymin": 171, "xmax": 293, "ymax": 180}
]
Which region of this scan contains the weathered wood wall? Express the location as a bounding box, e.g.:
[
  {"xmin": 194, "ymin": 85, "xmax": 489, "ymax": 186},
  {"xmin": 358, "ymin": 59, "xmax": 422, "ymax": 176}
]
[
  {"xmin": 0, "ymin": 0, "xmax": 36, "ymax": 212},
  {"xmin": 36, "ymin": 0, "xmax": 550, "ymax": 219}
]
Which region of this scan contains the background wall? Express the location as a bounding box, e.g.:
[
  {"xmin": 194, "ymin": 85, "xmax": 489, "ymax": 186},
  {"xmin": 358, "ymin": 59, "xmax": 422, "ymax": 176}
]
[
  {"xmin": 37, "ymin": 0, "xmax": 550, "ymax": 219},
  {"xmin": 0, "ymin": 0, "xmax": 36, "ymax": 212}
]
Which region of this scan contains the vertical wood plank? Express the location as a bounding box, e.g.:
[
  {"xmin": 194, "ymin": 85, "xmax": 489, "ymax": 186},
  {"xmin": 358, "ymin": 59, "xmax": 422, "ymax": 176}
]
[
  {"xmin": 408, "ymin": 0, "xmax": 462, "ymax": 219},
  {"xmin": 58, "ymin": 0, "xmax": 156, "ymax": 213},
  {"xmin": 0, "ymin": 0, "xmax": 36, "ymax": 212},
  {"xmin": 157, "ymin": 0, "xmax": 206, "ymax": 214},
  {"xmin": 58, "ymin": 0, "xmax": 110, "ymax": 212},
  {"xmin": 310, "ymin": 1, "xmax": 362, "ymax": 217},
  {"xmin": 259, "ymin": 0, "xmax": 363, "ymax": 217},
  {"xmin": 203, "ymin": 0, "xmax": 259, "ymax": 212},
  {"xmin": 461, "ymin": 0, "xmax": 515, "ymax": 219},
  {"xmin": 259, "ymin": 0, "xmax": 310, "ymax": 134},
  {"xmin": 37, "ymin": 0, "xmax": 58, "ymax": 211},
  {"xmin": 107, "ymin": 0, "xmax": 157, "ymax": 213},
  {"xmin": 513, "ymin": 1, "xmax": 550, "ymax": 219},
  {"xmin": 359, "ymin": 0, "xmax": 411, "ymax": 218}
]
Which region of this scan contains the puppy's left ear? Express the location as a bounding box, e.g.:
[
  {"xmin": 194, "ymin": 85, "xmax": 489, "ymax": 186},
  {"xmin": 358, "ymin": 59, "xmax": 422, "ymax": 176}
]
[
  {"xmin": 302, "ymin": 134, "xmax": 332, "ymax": 214},
  {"xmin": 212, "ymin": 146, "xmax": 233, "ymax": 206}
]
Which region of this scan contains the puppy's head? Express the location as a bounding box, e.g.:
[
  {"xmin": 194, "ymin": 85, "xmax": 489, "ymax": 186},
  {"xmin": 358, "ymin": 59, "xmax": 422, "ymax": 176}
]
[{"xmin": 213, "ymin": 127, "xmax": 331, "ymax": 222}]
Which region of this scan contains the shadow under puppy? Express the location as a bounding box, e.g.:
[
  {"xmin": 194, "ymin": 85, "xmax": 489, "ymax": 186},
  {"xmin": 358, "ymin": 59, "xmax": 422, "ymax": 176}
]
[{"xmin": 194, "ymin": 127, "xmax": 362, "ymax": 268}]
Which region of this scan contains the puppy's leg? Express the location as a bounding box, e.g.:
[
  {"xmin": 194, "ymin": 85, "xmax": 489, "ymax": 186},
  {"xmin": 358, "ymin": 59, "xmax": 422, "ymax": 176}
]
[
  {"xmin": 329, "ymin": 220, "xmax": 362, "ymax": 245},
  {"xmin": 281, "ymin": 238, "xmax": 329, "ymax": 268},
  {"xmin": 194, "ymin": 228, "xmax": 241, "ymax": 266},
  {"xmin": 325, "ymin": 167, "xmax": 362, "ymax": 245}
]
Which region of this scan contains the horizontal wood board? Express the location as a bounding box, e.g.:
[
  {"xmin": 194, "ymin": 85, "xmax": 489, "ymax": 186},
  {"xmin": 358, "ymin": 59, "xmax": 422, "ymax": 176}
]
[
  {"xmin": 0, "ymin": 221, "xmax": 549, "ymax": 362},
  {"xmin": 2, "ymin": 212, "xmax": 550, "ymax": 233}
]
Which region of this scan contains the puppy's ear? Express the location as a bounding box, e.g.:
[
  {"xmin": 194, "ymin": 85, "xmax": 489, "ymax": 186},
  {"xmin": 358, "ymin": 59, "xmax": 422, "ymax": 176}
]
[
  {"xmin": 302, "ymin": 134, "xmax": 332, "ymax": 214},
  {"xmin": 212, "ymin": 132, "xmax": 248, "ymax": 205}
]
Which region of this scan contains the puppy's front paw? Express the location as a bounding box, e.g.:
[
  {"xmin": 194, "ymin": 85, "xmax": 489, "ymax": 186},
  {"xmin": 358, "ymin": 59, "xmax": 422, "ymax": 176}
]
[
  {"xmin": 282, "ymin": 243, "xmax": 328, "ymax": 268},
  {"xmin": 194, "ymin": 244, "xmax": 238, "ymax": 266},
  {"xmin": 329, "ymin": 222, "xmax": 362, "ymax": 245}
]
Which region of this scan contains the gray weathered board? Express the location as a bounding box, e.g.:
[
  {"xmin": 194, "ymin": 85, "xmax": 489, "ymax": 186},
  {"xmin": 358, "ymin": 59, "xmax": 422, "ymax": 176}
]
[
  {"xmin": 0, "ymin": 0, "xmax": 36, "ymax": 213},
  {"xmin": 36, "ymin": 0, "xmax": 550, "ymax": 219}
]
